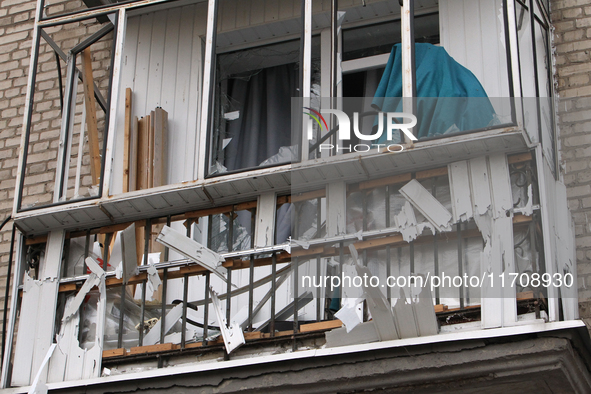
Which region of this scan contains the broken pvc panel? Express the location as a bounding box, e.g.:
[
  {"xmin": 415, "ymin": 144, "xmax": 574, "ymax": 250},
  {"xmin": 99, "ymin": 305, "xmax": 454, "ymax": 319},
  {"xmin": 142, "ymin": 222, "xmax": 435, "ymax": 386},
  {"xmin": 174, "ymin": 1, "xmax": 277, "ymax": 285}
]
[
  {"xmin": 488, "ymin": 154, "xmax": 513, "ymax": 219},
  {"xmin": 394, "ymin": 201, "xmax": 419, "ymax": 242},
  {"xmin": 12, "ymin": 230, "xmax": 65, "ymax": 387},
  {"xmin": 120, "ymin": 223, "xmax": 139, "ymax": 284},
  {"xmin": 209, "ymin": 287, "xmax": 245, "ymax": 354},
  {"xmin": 392, "ymin": 291, "xmax": 418, "ymax": 339},
  {"xmin": 156, "ymin": 225, "xmax": 228, "ymax": 282},
  {"xmin": 27, "ymin": 344, "xmax": 56, "ymax": 394},
  {"xmin": 256, "ymin": 291, "xmax": 314, "ymax": 331},
  {"xmin": 327, "ymin": 182, "xmax": 347, "ymax": 236},
  {"xmin": 145, "ymin": 262, "xmax": 162, "ymax": 301},
  {"xmin": 334, "ymin": 298, "xmax": 364, "ymax": 333},
  {"xmin": 325, "ymin": 321, "xmax": 379, "ymax": 348},
  {"xmin": 400, "ymin": 179, "xmax": 453, "ymax": 233},
  {"xmin": 411, "ymin": 284, "xmax": 439, "ymax": 336},
  {"xmin": 448, "ymin": 160, "xmax": 474, "ymax": 223},
  {"xmin": 48, "ymin": 257, "xmax": 107, "ymax": 383},
  {"xmin": 62, "ymin": 257, "xmax": 106, "ymax": 321},
  {"xmin": 143, "ymin": 303, "xmax": 184, "ymax": 346},
  {"xmin": 355, "ymin": 264, "xmax": 399, "ymax": 341},
  {"xmin": 254, "ymin": 192, "xmax": 277, "ymax": 248},
  {"xmin": 468, "ymin": 156, "xmax": 492, "ymax": 216}
]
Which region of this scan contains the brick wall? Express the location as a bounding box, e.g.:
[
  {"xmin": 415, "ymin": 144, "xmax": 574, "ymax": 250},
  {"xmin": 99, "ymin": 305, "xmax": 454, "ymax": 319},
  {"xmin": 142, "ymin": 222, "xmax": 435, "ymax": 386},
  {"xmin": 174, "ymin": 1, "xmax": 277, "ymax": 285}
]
[
  {"xmin": 551, "ymin": 0, "xmax": 591, "ymax": 327},
  {"xmin": 0, "ymin": 0, "xmax": 111, "ymax": 357}
]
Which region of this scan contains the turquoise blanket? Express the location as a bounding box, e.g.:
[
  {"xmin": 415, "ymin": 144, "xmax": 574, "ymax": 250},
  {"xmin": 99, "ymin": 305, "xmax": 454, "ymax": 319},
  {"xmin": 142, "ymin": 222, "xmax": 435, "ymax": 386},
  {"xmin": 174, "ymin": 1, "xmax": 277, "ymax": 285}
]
[{"xmin": 372, "ymin": 43, "xmax": 496, "ymax": 140}]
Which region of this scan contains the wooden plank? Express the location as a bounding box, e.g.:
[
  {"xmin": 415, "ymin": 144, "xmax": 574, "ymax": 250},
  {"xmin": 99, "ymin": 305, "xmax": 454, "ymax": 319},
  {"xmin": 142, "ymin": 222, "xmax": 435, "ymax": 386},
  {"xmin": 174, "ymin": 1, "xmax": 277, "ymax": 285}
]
[
  {"xmin": 130, "ymin": 117, "xmax": 138, "ymax": 191},
  {"xmin": 416, "ymin": 167, "xmax": 448, "ymax": 180},
  {"xmin": 152, "ymin": 108, "xmax": 167, "ymax": 188},
  {"xmin": 300, "ymin": 320, "xmax": 343, "ymax": 333},
  {"xmin": 148, "ymin": 112, "xmax": 154, "ymax": 189},
  {"xmin": 81, "ymin": 47, "xmax": 101, "ymax": 186},
  {"xmin": 508, "ymin": 151, "xmax": 532, "ymax": 164},
  {"xmin": 128, "ymin": 343, "xmax": 176, "ymax": 355},
  {"xmin": 123, "ymin": 88, "xmax": 132, "ymax": 193},
  {"xmin": 243, "ymin": 332, "xmax": 263, "ymax": 340},
  {"xmin": 102, "ymin": 348, "xmax": 126, "ymax": 358},
  {"xmin": 136, "ymin": 117, "xmax": 149, "ymax": 190},
  {"xmin": 235, "ymin": 200, "xmax": 258, "ymax": 211},
  {"xmin": 58, "ymin": 283, "xmax": 77, "ymax": 293},
  {"xmin": 434, "ymin": 304, "xmax": 448, "ymax": 313}
]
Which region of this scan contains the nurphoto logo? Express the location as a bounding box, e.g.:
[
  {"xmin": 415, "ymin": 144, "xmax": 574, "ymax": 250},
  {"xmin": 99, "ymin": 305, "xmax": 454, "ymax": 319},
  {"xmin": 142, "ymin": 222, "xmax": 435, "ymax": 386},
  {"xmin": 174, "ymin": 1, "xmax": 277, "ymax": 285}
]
[{"xmin": 303, "ymin": 107, "xmax": 418, "ymax": 153}]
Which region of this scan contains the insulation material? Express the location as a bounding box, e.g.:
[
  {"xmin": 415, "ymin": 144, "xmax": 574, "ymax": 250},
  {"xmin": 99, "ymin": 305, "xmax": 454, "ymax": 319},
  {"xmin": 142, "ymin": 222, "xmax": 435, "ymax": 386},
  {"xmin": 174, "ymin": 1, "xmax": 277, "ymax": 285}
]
[
  {"xmin": 448, "ymin": 160, "xmax": 474, "ymax": 222},
  {"xmin": 400, "ymin": 179, "xmax": 453, "ymax": 232}
]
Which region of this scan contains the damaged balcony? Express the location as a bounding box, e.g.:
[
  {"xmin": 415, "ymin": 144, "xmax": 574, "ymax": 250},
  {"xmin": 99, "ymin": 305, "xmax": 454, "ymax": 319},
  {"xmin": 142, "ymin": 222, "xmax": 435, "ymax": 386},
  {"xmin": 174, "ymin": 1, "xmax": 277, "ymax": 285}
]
[
  {"xmin": 12, "ymin": 0, "xmax": 555, "ymax": 236},
  {"xmin": 4, "ymin": 0, "xmax": 586, "ymax": 392},
  {"xmin": 1, "ymin": 149, "xmax": 584, "ymax": 391}
]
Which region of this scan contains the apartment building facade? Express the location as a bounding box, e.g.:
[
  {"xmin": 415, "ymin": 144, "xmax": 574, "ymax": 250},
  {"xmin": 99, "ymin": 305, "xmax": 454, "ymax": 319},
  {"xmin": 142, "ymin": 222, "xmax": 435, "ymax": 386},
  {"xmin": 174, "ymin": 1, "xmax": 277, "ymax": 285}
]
[{"xmin": 0, "ymin": 0, "xmax": 591, "ymax": 393}]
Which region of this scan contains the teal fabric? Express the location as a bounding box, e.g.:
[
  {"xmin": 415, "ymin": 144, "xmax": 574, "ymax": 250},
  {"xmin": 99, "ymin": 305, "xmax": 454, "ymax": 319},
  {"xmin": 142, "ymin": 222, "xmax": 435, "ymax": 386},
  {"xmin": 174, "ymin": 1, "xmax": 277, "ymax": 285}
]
[{"xmin": 372, "ymin": 43, "xmax": 496, "ymax": 140}]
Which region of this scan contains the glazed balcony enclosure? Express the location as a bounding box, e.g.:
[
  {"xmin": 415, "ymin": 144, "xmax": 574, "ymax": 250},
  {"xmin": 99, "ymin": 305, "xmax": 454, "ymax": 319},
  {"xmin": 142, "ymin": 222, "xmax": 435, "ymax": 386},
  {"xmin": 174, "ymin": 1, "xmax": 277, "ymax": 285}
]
[{"xmin": 2, "ymin": 0, "xmax": 585, "ymax": 392}]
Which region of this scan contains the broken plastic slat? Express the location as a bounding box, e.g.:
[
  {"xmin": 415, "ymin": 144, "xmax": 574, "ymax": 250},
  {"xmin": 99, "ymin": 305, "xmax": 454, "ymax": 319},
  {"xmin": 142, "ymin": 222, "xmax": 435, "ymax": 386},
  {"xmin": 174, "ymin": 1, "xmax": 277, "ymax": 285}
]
[
  {"xmin": 394, "ymin": 201, "xmax": 419, "ymax": 242},
  {"xmin": 121, "ymin": 223, "xmax": 139, "ymax": 284},
  {"xmin": 156, "ymin": 225, "xmax": 227, "ymax": 282},
  {"xmin": 355, "ymin": 264, "xmax": 399, "ymax": 341},
  {"xmin": 400, "ymin": 179, "xmax": 452, "ymax": 233},
  {"xmin": 468, "ymin": 156, "xmax": 492, "ymax": 216},
  {"xmin": 143, "ymin": 303, "xmax": 184, "ymax": 346},
  {"xmin": 209, "ymin": 287, "xmax": 245, "ymax": 354},
  {"xmin": 448, "ymin": 160, "xmax": 473, "ymax": 223},
  {"xmin": 12, "ymin": 273, "xmax": 41, "ymax": 386},
  {"xmin": 28, "ymin": 344, "xmax": 56, "ymax": 394},
  {"xmin": 334, "ymin": 299, "xmax": 363, "ymax": 333},
  {"xmin": 62, "ymin": 273, "xmax": 101, "ymax": 321},
  {"xmin": 412, "ymin": 285, "xmax": 439, "ymax": 337},
  {"xmin": 488, "ymin": 154, "xmax": 513, "ymax": 219},
  {"xmin": 392, "ymin": 295, "xmax": 418, "ymax": 339},
  {"xmin": 85, "ymin": 256, "xmax": 105, "ymax": 277},
  {"xmin": 146, "ymin": 262, "xmax": 162, "ymax": 300},
  {"xmin": 256, "ymin": 291, "xmax": 314, "ymax": 331},
  {"xmin": 325, "ymin": 321, "xmax": 379, "ymax": 348},
  {"xmin": 254, "ymin": 192, "xmax": 276, "ymax": 248}
]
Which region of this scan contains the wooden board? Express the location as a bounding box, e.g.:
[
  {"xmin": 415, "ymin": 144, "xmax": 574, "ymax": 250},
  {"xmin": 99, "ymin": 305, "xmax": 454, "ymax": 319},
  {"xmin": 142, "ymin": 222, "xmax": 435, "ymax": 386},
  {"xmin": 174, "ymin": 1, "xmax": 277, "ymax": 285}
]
[
  {"xmin": 299, "ymin": 320, "xmax": 343, "ymax": 333},
  {"xmin": 128, "ymin": 343, "xmax": 177, "ymax": 355},
  {"xmin": 136, "ymin": 117, "xmax": 149, "ymax": 191},
  {"xmin": 123, "ymin": 88, "xmax": 132, "ymax": 193},
  {"xmin": 102, "ymin": 348, "xmax": 126, "ymax": 358},
  {"xmin": 81, "ymin": 48, "xmax": 101, "ymax": 186}
]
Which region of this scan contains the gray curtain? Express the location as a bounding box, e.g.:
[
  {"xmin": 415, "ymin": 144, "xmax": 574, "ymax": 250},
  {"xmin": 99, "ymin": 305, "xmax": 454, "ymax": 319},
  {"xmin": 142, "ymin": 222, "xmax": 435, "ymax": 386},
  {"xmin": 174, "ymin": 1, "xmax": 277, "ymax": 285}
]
[{"xmin": 224, "ymin": 63, "xmax": 298, "ymax": 171}]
